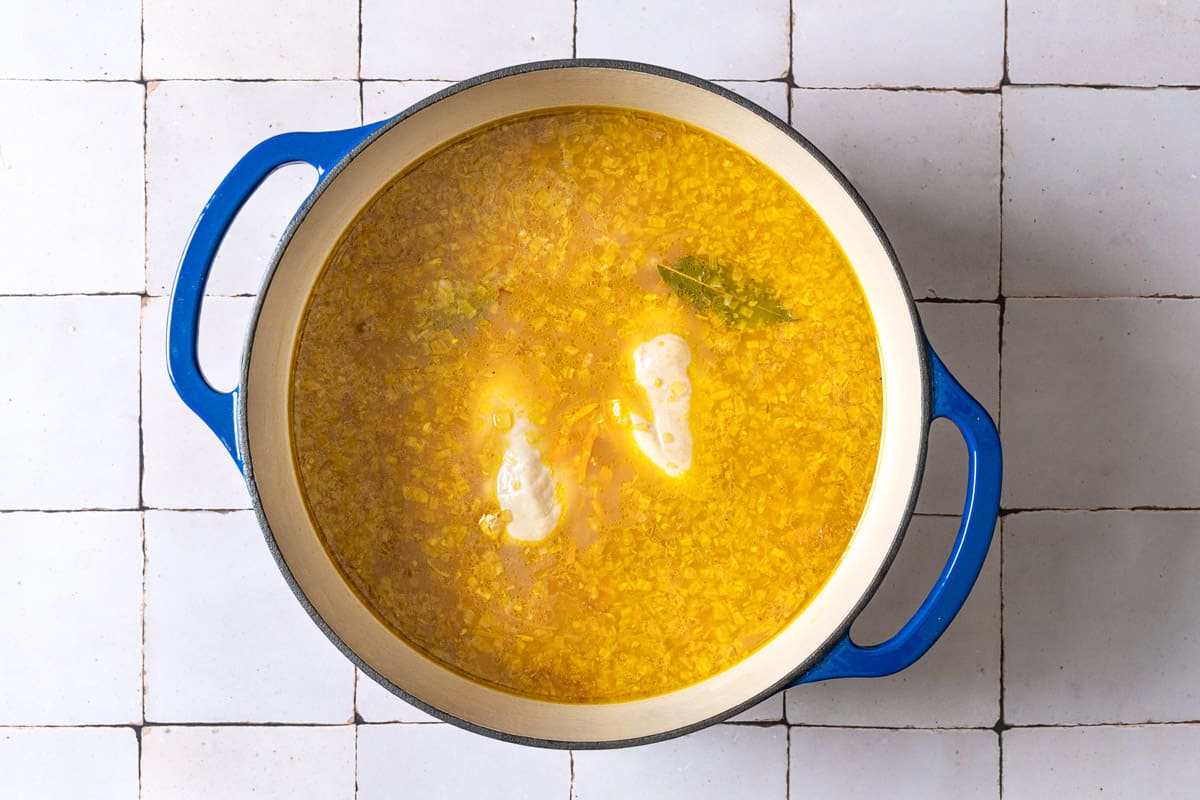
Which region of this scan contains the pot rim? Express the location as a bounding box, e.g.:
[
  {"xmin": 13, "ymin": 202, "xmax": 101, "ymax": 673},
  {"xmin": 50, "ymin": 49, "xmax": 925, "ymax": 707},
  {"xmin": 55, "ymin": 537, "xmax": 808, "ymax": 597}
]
[{"xmin": 236, "ymin": 58, "xmax": 930, "ymax": 749}]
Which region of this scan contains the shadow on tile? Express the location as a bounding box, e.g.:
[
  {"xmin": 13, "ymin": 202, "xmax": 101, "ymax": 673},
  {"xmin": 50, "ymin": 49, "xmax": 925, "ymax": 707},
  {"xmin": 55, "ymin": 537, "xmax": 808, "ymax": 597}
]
[
  {"xmin": 791, "ymin": 90, "xmax": 1001, "ymax": 300},
  {"xmin": 786, "ymin": 515, "xmax": 1000, "ymax": 728},
  {"xmin": 1003, "ymin": 511, "xmax": 1200, "ymax": 726},
  {"xmin": 1002, "ymin": 298, "xmax": 1200, "ymax": 510}
]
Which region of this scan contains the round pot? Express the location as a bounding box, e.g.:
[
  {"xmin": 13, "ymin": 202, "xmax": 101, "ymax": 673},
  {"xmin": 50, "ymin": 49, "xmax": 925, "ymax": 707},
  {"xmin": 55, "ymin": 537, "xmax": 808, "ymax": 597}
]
[{"xmin": 167, "ymin": 60, "xmax": 1002, "ymax": 748}]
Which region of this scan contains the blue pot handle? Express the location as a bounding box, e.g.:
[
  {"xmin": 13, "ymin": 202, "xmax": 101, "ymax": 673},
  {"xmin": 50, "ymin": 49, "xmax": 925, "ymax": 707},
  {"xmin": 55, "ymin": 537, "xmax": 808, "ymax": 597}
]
[
  {"xmin": 166, "ymin": 122, "xmax": 386, "ymax": 472},
  {"xmin": 791, "ymin": 342, "xmax": 1002, "ymax": 685}
]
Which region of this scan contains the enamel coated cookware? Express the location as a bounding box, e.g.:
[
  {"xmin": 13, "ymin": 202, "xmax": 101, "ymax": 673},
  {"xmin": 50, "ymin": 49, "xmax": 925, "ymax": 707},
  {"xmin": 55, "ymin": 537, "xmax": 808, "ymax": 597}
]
[{"xmin": 168, "ymin": 60, "xmax": 1002, "ymax": 748}]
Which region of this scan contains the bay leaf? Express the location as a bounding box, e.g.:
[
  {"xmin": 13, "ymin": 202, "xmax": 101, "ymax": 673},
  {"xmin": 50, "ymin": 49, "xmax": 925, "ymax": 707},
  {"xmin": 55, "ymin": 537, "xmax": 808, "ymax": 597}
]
[{"xmin": 657, "ymin": 255, "xmax": 794, "ymax": 325}]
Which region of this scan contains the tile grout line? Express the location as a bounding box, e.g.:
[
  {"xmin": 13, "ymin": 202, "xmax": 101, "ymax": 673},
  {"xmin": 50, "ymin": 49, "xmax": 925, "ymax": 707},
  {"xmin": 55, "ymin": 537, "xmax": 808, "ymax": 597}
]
[
  {"xmin": 780, "ymin": 720, "xmax": 1200, "ymax": 730},
  {"xmin": 132, "ymin": 724, "xmax": 144, "ymax": 800},
  {"xmin": 917, "ymin": 297, "xmax": 1001, "ymax": 305},
  {"xmin": 998, "ymin": 505, "xmax": 1200, "ymax": 513},
  {"xmin": 137, "ymin": 513, "xmax": 147, "ymax": 800},
  {"xmin": 997, "ymin": 516, "xmax": 1008, "ymax": 797},
  {"xmin": 785, "ymin": 725, "xmax": 792, "ymax": 800},
  {"xmin": 4, "ymin": 719, "xmax": 1198, "ymax": 731},
  {"xmin": 1003, "ymin": 294, "xmax": 1200, "ymax": 301},
  {"xmin": 139, "ymin": 510, "xmax": 148, "ymax": 732},
  {"xmin": 138, "ymin": 221, "xmax": 148, "ymax": 495},
  {"xmin": 782, "ymin": 722, "xmax": 998, "ymax": 732},
  {"xmin": 139, "ymin": 0, "xmax": 145, "ymax": 85},
  {"xmin": 568, "ymin": 750, "xmax": 575, "ymax": 799},
  {"xmin": 996, "ymin": 726, "xmax": 1004, "ymax": 799},
  {"xmin": 357, "ymin": 0, "xmax": 365, "ymax": 125},
  {"xmin": 139, "ymin": 2, "xmax": 147, "ymax": 794},
  {"xmin": 0, "ymin": 508, "xmax": 252, "ymax": 514},
  {"xmin": 354, "ymin": 722, "xmax": 361, "ymax": 800},
  {"xmin": 785, "ymin": 0, "xmax": 795, "ymax": 127},
  {"xmin": 0, "ymin": 292, "xmax": 159, "ymax": 298},
  {"xmin": 5, "ymin": 76, "xmax": 1200, "ymax": 90},
  {"xmin": 997, "ymin": 0, "xmax": 1008, "ymax": 773},
  {"xmin": 1001, "ymin": 0, "xmax": 1011, "ymax": 87},
  {"xmin": 353, "ymin": 666, "xmax": 364, "ymax": 744},
  {"xmin": 571, "ymin": 0, "xmax": 578, "ymax": 59},
  {"xmin": 138, "ymin": 73, "xmax": 149, "ymax": 516}
]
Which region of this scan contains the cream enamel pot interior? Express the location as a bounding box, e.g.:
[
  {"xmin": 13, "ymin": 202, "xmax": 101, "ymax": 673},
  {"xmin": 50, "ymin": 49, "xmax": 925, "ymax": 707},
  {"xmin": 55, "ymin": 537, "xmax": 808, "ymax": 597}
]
[{"xmin": 167, "ymin": 60, "xmax": 1002, "ymax": 748}]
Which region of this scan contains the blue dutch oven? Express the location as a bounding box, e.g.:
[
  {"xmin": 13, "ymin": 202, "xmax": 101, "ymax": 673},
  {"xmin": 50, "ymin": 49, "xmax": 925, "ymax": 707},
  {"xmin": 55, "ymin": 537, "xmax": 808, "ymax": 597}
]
[{"xmin": 168, "ymin": 60, "xmax": 1001, "ymax": 748}]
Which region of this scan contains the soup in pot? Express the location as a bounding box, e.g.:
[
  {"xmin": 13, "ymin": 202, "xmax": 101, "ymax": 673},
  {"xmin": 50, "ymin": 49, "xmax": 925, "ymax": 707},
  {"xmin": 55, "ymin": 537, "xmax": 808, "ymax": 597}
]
[{"xmin": 291, "ymin": 107, "xmax": 883, "ymax": 702}]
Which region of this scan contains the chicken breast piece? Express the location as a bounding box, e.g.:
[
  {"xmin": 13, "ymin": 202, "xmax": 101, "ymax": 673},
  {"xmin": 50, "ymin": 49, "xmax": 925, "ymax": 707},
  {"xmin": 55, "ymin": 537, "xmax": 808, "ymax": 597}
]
[
  {"xmin": 495, "ymin": 417, "xmax": 563, "ymax": 542},
  {"xmin": 631, "ymin": 334, "xmax": 693, "ymax": 477}
]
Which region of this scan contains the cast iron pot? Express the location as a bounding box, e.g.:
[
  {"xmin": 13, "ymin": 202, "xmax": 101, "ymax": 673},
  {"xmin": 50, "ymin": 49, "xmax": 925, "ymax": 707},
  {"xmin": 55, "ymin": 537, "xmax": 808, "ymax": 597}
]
[{"xmin": 167, "ymin": 60, "xmax": 1002, "ymax": 748}]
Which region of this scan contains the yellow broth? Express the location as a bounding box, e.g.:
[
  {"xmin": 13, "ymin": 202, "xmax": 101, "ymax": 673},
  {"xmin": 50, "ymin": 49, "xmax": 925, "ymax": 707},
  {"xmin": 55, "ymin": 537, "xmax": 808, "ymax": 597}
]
[{"xmin": 291, "ymin": 108, "xmax": 883, "ymax": 702}]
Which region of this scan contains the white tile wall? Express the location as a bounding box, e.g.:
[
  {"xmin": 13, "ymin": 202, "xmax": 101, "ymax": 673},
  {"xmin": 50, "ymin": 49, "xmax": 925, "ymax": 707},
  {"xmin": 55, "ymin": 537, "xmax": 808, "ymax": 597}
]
[
  {"xmin": 1002, "ymin": 88, "xmax": 1200, "ymax": 297},
  {"xmin": 0, "ymin": 82, "xmax": 144, "ymax": 294},
  {"xmin": 362, "ymin": 0, "xmax": 573, "ymax": 80},
  {"xmin": 573, "ymin": 724, "xmax": 787, "ymax": 800},
  {"xmin": 0, "ymin": 0, "xmax": 141, "ymax": 79},
  {"xmin": 1003, "ymin": 299, "xmax": 1200, "ymax": 509},
  {"xmin": 791, "ymin": 89, "xmax": 1001, "ymax": 299},
  {"xmin": 357, "ymin": 724, "xmax": 570, "ymax": 799},
  {"xmin": 143, "ymin": 511, "xmax": 355, "ymax": 723},
  {"xmin": 1004, "ymin": 725, "xmax": 1200, "ymax": 799},
  {"xmin": 789, "ymin": 728, "xmax": 998, "ymax": 799},
  {"xmin": 0, "ymin": 296, "xmax": 141, "ymax": 510},
  {"xmin": 1004, "ymin": 511, "xmax": 1200, "ymax": 725},
  {"xmin": 793, "ymin": 0, "xmax": 1004, "ymax": 89},
  {"xmin": 576, "ymin": 0, "xmax": 790, "ymax": 80},
  {"xmin": 4, "ymin": 1, "xmax": 1200, "ymax": 796},
  {"xmin": 1007, "ymin": 0, "xmax": 1200, "ymax": 86},
  {"xmin": 0, "ymin": 728, "xmax": 139, "ymax": 800},
  {"xmin": 143, "ymin": 0, "xmax": 358, "ymax": 80},
  {"xmin": 0, "ymin": 513, "xmax": 142, "ymax": 724},
  {"xmin": 141, "ymin": 725, "xmax": 356, "ymax": 800}
]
